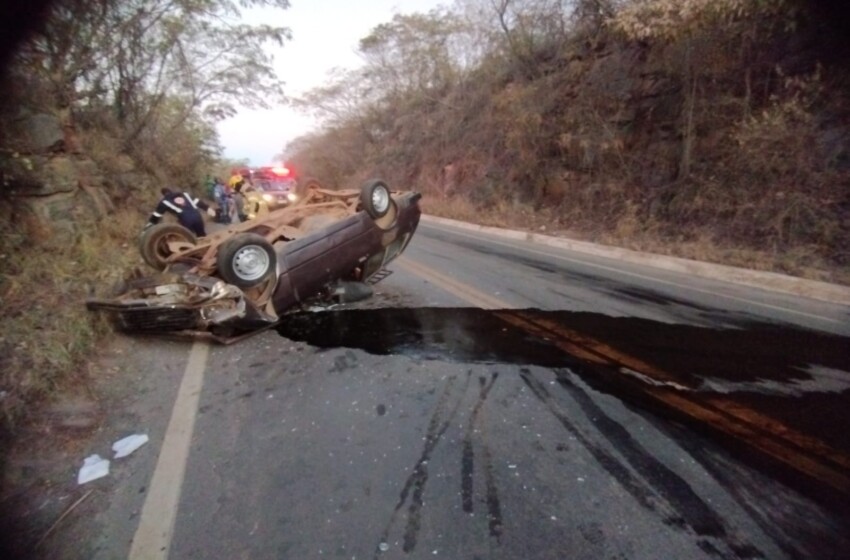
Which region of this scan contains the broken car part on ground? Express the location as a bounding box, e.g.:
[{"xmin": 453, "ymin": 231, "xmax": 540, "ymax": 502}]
[{"xmin": 86, "ymin": 180, "xmax": 422, "ymax": 342}]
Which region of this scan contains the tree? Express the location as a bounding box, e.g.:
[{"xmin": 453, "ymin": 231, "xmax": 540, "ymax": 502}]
[
  {"xmin": 11, "ymin": 0, "xmax": 291, "ymax": 162},
  {"xmin": 486, "ymin": 0, "xmax": 573, "ymax": 76},
  {"xmin": 610, "ymin": 0, "xmax": 799, "ymax": 179},
  {"xmin": 358, "ymin": 9, "xmax": 464, "ymax": 98}
]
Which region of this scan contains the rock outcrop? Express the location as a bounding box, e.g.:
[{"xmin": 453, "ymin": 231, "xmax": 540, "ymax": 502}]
[{"xmin": 0, "ymin": 112, "xmax": 115, "ymax": 241}]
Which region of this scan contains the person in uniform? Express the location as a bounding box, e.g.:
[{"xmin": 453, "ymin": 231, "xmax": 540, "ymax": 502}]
[{"xmin": 145, "ymin": 187, "xmax": 216, "ymax": 236}]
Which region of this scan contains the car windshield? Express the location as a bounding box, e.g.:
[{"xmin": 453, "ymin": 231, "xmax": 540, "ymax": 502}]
[{"xmin": 257, "ymin": 179, "xmax": 294, "ymax": 192}]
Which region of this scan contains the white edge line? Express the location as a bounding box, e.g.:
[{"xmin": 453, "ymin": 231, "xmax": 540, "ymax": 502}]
[{"xmin": 129, "ymin": 341, "xmax": 209, "ymax": 560}]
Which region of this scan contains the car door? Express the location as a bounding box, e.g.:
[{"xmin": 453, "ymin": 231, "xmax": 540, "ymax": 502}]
[{"xmin": 274, "ymin": 213, "xmax": 380, "ymax": 305}]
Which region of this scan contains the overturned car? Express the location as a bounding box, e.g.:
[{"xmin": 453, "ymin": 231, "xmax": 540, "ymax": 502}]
[{"xmin": 86, "ymin": 180, "xmax": 421, "ymax": 342}]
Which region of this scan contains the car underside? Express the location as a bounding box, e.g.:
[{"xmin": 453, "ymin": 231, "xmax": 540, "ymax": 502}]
[{"xmin": 86, "ymin": 180, "xmax": 422, "ymax": 343}]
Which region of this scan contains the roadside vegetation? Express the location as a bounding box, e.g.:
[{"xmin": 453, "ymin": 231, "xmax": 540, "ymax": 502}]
[
  {"xmin": 0, "ymin": 0, "xmax": 848, "ymax": 434},
  {"xmin": 0, "ymin": 0, "xmax": 291, "ymax": 432},
  {"xmin": 0, "ymin": 210, "xmax": 139, "ymax": 428},
  {"xmin": 288, "ymin": 0, "xmax": 849, "ymax": 283}
]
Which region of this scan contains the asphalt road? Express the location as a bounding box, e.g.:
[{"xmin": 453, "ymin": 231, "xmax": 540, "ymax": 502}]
[{"xmin": 80, "ymin": 220, "xmax": 850, "ymax": 560}]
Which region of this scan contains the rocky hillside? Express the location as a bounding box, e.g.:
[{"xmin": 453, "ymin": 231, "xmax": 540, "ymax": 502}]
[{"xmin": 288, "ymin": 0, "xmax": 849, "ymax": 282}]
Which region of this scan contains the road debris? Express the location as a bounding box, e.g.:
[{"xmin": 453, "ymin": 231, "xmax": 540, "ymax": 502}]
[
  {"xmin": 112, "ymin": 434, "xmax": 149, "ymax": 458},
  {"xmin": 77, "ymin": 454, "xmax": 110, "ymax": 484}
]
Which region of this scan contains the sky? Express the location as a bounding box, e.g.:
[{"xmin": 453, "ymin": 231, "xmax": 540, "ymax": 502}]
[{"xmin": 216, "ymin": 0, "xmax": 448, "ymax": 166}]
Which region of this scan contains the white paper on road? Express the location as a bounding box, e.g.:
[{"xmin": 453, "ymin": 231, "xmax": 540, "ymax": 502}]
[
  {"xmin": 113, "ymin": 434, "xmax": 149, "ymax": 458},
  {"xmin": 77, "ymin": 454, "xmax": 110, "ymax": 484}
]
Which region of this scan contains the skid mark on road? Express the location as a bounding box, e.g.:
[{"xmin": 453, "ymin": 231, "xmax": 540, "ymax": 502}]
[
  {"xmin": 311, "ymin": 257, "xmax": 850, "ymax": 503},
  {"xmin": 554, "ymin": 369, "xmax": 767, "ymax": 558},
  {"xmin": 519, "ymin": 370, "xmax": 660, "ymax": 514},
  {"xmin": 374, "ymin": 373, "xmax": 470, "ymax": 557},
  {"xmin": 460, "ymin": 373, "xmax": 502, "ymax": 539},
  {"xmin": 520, "ymin": 367, "xmax": 768, "ymax": 557}
]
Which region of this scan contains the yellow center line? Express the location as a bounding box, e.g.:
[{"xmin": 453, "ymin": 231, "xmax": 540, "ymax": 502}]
[
  {"xmin": 657, "ymin": 391, "xmax": 850, "ymax": 492},
  {"xmin": 422, "ymin": 224, "xmax": 843, "ymax": 325},
  {"xmin": 398, "ymin": 257, "xmax": 508, "ymax": 309},
  {"xmin": 397, "ymin": 256, "xmax": 850, "ymax": 494},
  {"xmin": 704, "ymin": 396, "xmax": 850, "ymax": 471},
  {"xmin": 510, "ymin": 312, "xmax": 689, "ymax": 386}
]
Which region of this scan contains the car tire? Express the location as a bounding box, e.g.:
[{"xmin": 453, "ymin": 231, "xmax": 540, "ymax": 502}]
[
  {"xmin": 216, "ymin": 233, "xmax": 277, "ymax": 288},
  {"xmin": 360, "ymin": 180, "xmax": 391, "ymax": 219},
  {"xmin": 139, "ymin": 224, "xmax": 197, "ymax": 270}
]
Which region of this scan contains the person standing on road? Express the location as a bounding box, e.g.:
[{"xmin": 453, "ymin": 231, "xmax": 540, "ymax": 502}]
[
  {"xmin": 212, "ymin": 178, "xmax": 232, "ymax": 224},
  {"xmin": 229, "ymin": 173, "xmax": 249, "ymax": 222},
  {"xmin": 145, "ymin": 187, "xmax": 216, "ymax": 236}
]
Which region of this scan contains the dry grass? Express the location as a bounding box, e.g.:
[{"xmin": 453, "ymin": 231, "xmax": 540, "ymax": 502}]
[
  {"xmin": 289, "ymin": 2, "xmax": 849, "ymax": 286},
  {"xmin": 423, "ymin": 195, "xmax": 577, "ymax": 235},
  {"xmin": 598, "ymin": 230, "xmax": 850, "ymax": 285},
  {"xmin": 0, "ymin": 208, "xmax": 144, "ymax": 431}
]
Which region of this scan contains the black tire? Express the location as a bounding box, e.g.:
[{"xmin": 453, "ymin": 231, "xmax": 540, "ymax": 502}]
[
  {"xmin": 360, "ymin": 179, "xmax": 391, "ymax": 219},
  {"xmin": 139, "ymin": 224, "xmax": 197, "ymax": 270},
  {"xmin": 216, "ymin": 233, "xmax": 277, "ymax": 288}
]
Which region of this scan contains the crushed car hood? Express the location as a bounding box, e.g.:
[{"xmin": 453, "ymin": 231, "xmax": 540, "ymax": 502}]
[{"xmin": 86, "ymin": 270, "xmax": 278, "ymax": 337}]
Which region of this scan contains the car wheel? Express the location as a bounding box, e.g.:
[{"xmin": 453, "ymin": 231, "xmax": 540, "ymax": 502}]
[
  {"xmin": 139, "ymin": 224, "xmax": 197, "ymax": 270},
  {"xmin": 216, "ymin": 233, "xmax": 277, "ymax": 288},
  {"xmin": 360, "ymin": 179, "xmax": 391, "ymax": 219}
]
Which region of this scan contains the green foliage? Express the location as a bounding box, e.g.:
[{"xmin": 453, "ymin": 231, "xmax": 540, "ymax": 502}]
[{"xmin": 16, "ymin": 0, "xmax": 290, "ymax": 116}]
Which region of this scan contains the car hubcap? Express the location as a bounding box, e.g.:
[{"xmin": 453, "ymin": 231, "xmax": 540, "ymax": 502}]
[
  {"xmin": 232, "ymin": 245, "xmax": 270, "ymax": 281},
  {"xmin": 372, "ymin": 187, "xmax": 389, "ymax": 213}
]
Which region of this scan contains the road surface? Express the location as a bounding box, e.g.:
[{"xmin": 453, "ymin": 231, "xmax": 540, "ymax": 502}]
[{"xmin": 54, "ymin": 220, "xmax": 850, "ymax": 559}]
